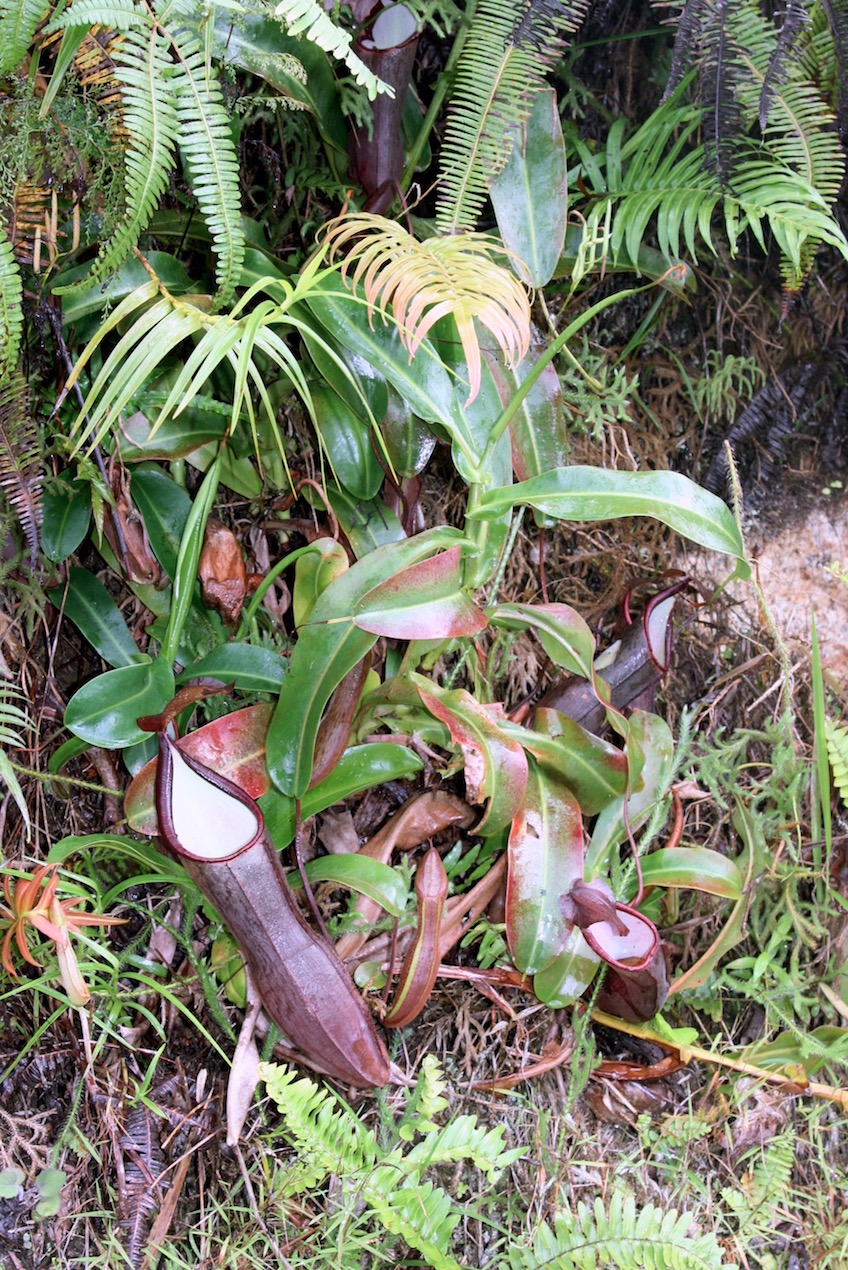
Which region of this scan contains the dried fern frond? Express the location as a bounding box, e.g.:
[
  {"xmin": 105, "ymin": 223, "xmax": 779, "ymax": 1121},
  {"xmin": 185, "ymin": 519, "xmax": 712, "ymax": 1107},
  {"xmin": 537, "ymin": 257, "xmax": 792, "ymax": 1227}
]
[
  {"xmin": 322, "ymin": 213, "xmax": 531, "ymax": 404},
  {"xmin": 0, "ymin": 372, "xmax": 42, "ymax": 567}
]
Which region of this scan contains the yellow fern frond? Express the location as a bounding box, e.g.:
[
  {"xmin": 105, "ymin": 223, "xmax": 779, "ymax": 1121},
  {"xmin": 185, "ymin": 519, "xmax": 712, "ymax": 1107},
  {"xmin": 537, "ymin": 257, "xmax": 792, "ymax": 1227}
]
[{"xmin": 322, "ymin": 214, "xmax": 531, "ymax": 405}]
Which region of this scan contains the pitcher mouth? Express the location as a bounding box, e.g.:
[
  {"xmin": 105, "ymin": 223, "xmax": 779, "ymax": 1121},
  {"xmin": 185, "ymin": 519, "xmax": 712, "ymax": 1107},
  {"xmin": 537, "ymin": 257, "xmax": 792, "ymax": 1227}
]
[{"xmin": 156, "ymin": 732, "xmax": 264, "ymax": 863}]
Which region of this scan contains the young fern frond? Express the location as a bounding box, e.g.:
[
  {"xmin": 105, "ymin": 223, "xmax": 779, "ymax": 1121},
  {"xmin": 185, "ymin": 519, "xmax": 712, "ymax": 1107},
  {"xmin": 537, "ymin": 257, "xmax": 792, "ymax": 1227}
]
[
  {"xmin": 436, "ymin": 0, "xmax": 589, "ymax": 232},
  {"xmin": 0, "ymin": 0, "xmax": 49, "ymax": 75},
  {"xmin": 508, "ymin": 1190, "xmax": 736, "ymax": 1270},
  {"xmin": 260, "ymin": 1059, "xmax": 518, "ymax": 1270},
  {"xmin": 0, "ymin": 372, "xmax": 41, "ymax": 567},
  {"xmin": 273, "ymin": 0, "xmax": 391, "ymax": 100},
  {"xmin": 0, "ymin": 230, "xmax": 24, "ymax": 379}
]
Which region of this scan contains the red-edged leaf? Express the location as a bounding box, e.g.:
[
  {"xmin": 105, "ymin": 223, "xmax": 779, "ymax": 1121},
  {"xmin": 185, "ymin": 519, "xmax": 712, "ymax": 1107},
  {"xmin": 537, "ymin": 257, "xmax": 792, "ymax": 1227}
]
[
  {"xmin": 415, "ymin": 677, "xmax": 527, "ymax": 835},
  {"xmin": 125, "ymin": 704, "xmax": 272, "ymax": 835},
  {"xmin": 489, "ymin": 601, "xmax": 596, "ymax": 679},
  {"xmin": 505, "ymin": 759, "xmax": 584, "ymax": 975},
  {"xmin": 353, "ymin": 547, "xmax": 487, "ymax": 639},
  {"xmin": 509, "ymin": 706, "xmax": 628, "ymax": 815}
]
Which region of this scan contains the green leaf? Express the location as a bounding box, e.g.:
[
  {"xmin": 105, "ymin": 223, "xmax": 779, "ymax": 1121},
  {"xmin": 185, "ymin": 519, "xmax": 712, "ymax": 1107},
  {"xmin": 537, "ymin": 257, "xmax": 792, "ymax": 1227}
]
[
  {"xmin": 55, "ymin": 252, "xmax": 194, "ymax": 326},
  {"xmin": 488, "ymin": 87, "xmax": 567, "ymax": 287},
  {"xmin": 327, "ymin": 487, "xmax": 407, "ymax": 556},
  {"xmin": 311, "ymin": 383, "xmax": 384, "ymax": 500},
  {"xmin": 586, "ymin": 710, "xmax": 675, "ymax": 876},
  {"xmin": 260, "ymin": 742, "xmax": 424, "ymax": 848},
  {"xmin": 131, "ymin": 466, "xmax": 191, "ymax": 579},
  {"xmin": 64, "ymin": 656, "xmax": 175, "ymax": 748},
  {"xmin": 176, "ymin": 644, "xmax": 288, "ymax": 692},
  {"xmin": 380, "ymin": 392, "xmax": 436, "ymax": 477},
  {"xmin": 118, "ymin": 404, "xmax": 225, "ymax": 460},
  {"xmin": 293, "ymin": 539, "xmax": 350, "ymax": 627},
  {"xmin": 637, "ymin": 846, "xmax": 743, "ymax": 900},
  {"xmin": 267, "ymin": 528, "xmax": 466, "ymax": 797},
  {"xmin": 295, "ymin": 855, "xmax": 407, "ymax": 916},
  {"xmin": 306, "ymin": 279, "xmax": 482, "ymax": 477},
  {"xmin": 469, "ymin": 466, "xmax": 750, "ymax": 572},
  {"xmin": 489, "ymin": 601, "xmax": 596, "ymax": 679},
  {"xmin": 49, "ymin": 567, "xmax": 145, "ymax": 669},
  {"xmin": 507, "ymin": 707, "xmax": 628, "ymax": 816},
  {"xmin": 40, "ymin": 478, "xmax": 92, "ymax": 562},
  {"xmin": 415, "ymin": 676, "xmax": 527, "ymax": 835},
  {"xmin": 533, "ymin": 926, "xmax": 600, "ymax": 1008},
  {"xmin": 506, "ymin": 760, "xmax": 584, "ymax": 976},
  {"xmin": 353, "ymin": 548, "xmax": 487, "ymax": 639}
]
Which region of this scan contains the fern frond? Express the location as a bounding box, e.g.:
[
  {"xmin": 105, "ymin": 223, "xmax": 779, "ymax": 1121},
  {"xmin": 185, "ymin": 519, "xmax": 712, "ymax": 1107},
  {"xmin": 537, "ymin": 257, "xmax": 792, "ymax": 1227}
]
[
  {"xmin": 273, "ymin": 0, "xmax": 392, "ymax": 100},
  {"xmin": 436, "ymin": 0, "xmax": 589, "ymax": 232},
  {"xmin": 0, "ymin": 229, "xmax": 24, "ymax": 379},
  {"xmin": 323, "ymin": 213, "xmax": 531, "ymax": 403},
  {"xmin": 510, "ymin": 1190, "xmax": 737, "ymax": 1270},
  {"xmin": 0, "ymin": 0, "xmax": 49, "ymax": 74},
  {"xmin": 258, "ymin": 1064, "xmax": 381, "ymax": 1181},
  {"xmin": 364, "ymin": 1173, "xmax": 462, "ymax": 1270},
  {"xmin": 405, "ymin": 1116, "xmax": 521, "ymax": 1182},
  {"xmin": 663, "ymin": 0, "xmax": 711, "ymax": 99},
  {"xmin": 0, "ymin": 372, "xmax": 42, "ymax": 567},
  {"xmin": 820, "ymin": 0, "xmax": 848, "ymax": 136},
  {"xmin": 166, "ymin": 22, "xmax": 244, "ymax": 308},
  {"xmin": 0, "ymin": 686, "xmax": 33, "ymax": 839},
  {"xmin": 55, "ymin": 21, "xmax": 179, "ymax": 293},
  {"xmin": 397, "ymin": 1051, "xmax": 449, "ymax": 1140},
  {"xmin": 825, "ymin": 719, "xmax": 848, "ymax": 806},
  {"xmin": 44, "ymin": 0, "xmax": 142, "ymax": 33},
  {"xmin": 572, "ymin": 91, "xmax": 848, "ymax": 292},
  {"xmin": 759, "ymin": 0, "xmax": 809, "ymax": 127}
]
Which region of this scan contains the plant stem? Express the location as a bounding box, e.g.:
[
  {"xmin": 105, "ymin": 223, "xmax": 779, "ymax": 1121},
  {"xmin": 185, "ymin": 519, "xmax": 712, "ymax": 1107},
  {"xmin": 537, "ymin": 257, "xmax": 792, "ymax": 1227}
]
[{"xmin": 8, "ymin": 760, "xmax": 119, "ymax": 798}]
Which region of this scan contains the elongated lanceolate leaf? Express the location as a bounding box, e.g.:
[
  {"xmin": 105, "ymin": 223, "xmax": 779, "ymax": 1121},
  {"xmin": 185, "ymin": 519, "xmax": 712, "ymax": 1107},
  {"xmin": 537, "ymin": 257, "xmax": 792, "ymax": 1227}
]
[
  {"xmin": 637, "ymin": 846, "xmax": 743, "ymax": 900},
  {"xmin": 51, "ymin": 568, "xmax": 147, "ymax": 669},
  {"xmin": 176, "ymin": 645, "xmax": 287, "ymax": 693},
  {"xmin": 488, "ymin": 87, "xmax": 567, "ymax": 287},
  {"xmin": 267, "ymin": 527, "xmax": 468, "ymax": 796},
  {"xmin": 415, "ymin": 678, "xmax": 527, "ymax": 836},
  {"xmin": 296, "ymin": 855, "xmax": 408, "ymax": 917},
  {"xmin": 260, "ymin": 742, "xmax": 425, "ymax": 848},
  {"xmin": 40, "ymin": 478, "xmax": 91, "ymax": 563},
  {"xmin": 65, "ymin": 657, "xmax": 175, "ymax": 748},
  {"xmin": 506, "ymin": 760, "xmax": 585, "ymax": 976},
  {"xmin": 353, "ymin": 548, "xmax": 487, "ymax": 639},
  {"xmin": 468, "ymin": 466, "xmax": 750, "ymax": 572}
]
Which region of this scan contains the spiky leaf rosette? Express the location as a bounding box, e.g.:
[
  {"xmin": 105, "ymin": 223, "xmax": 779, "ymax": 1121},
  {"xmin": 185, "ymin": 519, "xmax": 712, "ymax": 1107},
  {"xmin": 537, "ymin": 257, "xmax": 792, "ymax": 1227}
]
[
  {"xmin": 0, "ymin": 373, "xmax": 42, "ymax": 567},
  {"xmin": 323, "ymin": 213, "xmax": 531, "ymax": 403}
]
